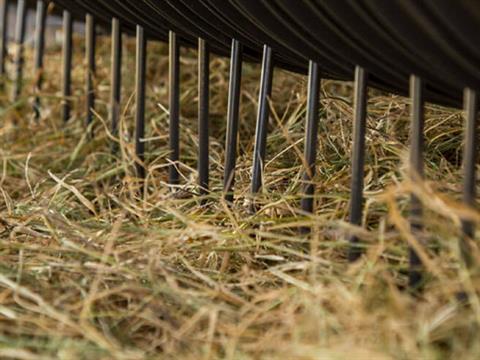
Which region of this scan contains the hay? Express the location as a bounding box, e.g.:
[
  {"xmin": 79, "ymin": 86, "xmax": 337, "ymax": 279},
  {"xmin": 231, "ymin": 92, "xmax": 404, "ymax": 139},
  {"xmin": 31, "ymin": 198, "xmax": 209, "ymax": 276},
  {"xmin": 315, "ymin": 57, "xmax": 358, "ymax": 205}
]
[{"xmin": 0, "ymin": 33, "xmax": 478, "ymax": 360}]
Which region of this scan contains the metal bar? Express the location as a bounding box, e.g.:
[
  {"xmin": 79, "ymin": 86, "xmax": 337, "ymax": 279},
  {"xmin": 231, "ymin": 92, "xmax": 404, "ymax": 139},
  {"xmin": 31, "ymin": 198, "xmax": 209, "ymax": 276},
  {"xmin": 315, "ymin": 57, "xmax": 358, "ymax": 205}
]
[
  {"xmin": 223, "ymin": 39, "xmax": 243, "ymax": 202},
  {"xmin": 33, "ymin": 0, "xmax": 46, "ymax": 120},
  {"xmin": 61, "ymin": 10, "xmax": 73, "ymax": 123},
  {"xmin": 169, "ymin": 31, "xmax": 180, "ymax": 186},
  {"xmin": 251, "ymin": 45, "xmax": 274, "ymax": 203},
  {"xmin": 348, "ymin": 66, "xmax": 368, "ymax": 262},
  {"xmin": 12, "ymin": 0, "xmax": 26, "ymax": 101},
  {"xmin": 110, "ymin": 17, "xmax": 122, "ymax": 148},
  {"xmin": 408, "ymin": 74, "xmax": 425, "ymax": 290},
  {"xmin": 300, "ymin": 61, "xmax": 321, "ymax": 214},
  {"xmin": 135, "ymin": 25, "xmax": 146, "ymax": 180},
  {"xmin": 85, "ymin": 13, "xmax": 96, "ymax": 133},
  {"xmin": 0, "ymin": 0, "xmax": 8, "ymax": 88},
  {"xmin": 460, "ymin": 88, "xmax": 478, "ymax": 266},
  {"xmin": 198, "ymin": 38, "xmax": 210, "ymax": 195}
]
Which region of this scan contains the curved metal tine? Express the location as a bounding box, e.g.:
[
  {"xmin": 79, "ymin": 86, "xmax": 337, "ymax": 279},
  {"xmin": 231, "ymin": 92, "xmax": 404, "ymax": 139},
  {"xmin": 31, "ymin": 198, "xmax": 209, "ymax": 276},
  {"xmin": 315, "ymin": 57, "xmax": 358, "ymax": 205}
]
[
  {"xmin": 85, "ymin": 13, "xmax": 96, "ymax": 135},
  {"xmin": 12, "ymin": 0, "xmax": 26, "ymax": 102},
  {"xmin": 223, "ymin": 38, "xmax": 243, "ymax": 203},
  {"xmin": 0, "ymin": 0, "xmax": 8, "ymax": 89},
  {"xmin": 408, "ymin": 74, "xmax": 425, "ymax": 291},
  {"xmin": 135, "ymin": 25, "xmax": 147, "ymax": 181},
  {"xmin": 33, "ymin": 0, "xmax": 46, "ymax": 121},
  {"xmin": 198, "ymin": 37, "xmax": 210, "ymax": 196},
  {"xmin": 110, "ymin": 17, "xmax": 122, "ymax": 152},
  {"xmin": 348, "ymin": 66, "xmax": 368, "ymax": 261},
  {"xmin": 300, "ymin": 61, "xmax": 321, "ymax": 220},
  {"xmin": 460, "ymin": 88, "xmax": 478, "ymax": 266},
  {"xmin": 169, "ymin": 30, "xmax": 180, "ymax": 186},
  {"xmin": 61, "ymin": 9, "xmax": 73, "ymax": 123},
  {"xmin": 251, "ymin": 45, "xmax": 274, "ymax": 211}
]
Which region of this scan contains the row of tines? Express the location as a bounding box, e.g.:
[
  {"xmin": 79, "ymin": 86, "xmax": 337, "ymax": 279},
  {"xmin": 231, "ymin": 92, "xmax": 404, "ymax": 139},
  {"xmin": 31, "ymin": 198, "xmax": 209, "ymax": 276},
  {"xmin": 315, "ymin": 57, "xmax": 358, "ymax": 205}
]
[{"xmin": 1, "ymin": 0, "xmax": 478, "ymax": 291}]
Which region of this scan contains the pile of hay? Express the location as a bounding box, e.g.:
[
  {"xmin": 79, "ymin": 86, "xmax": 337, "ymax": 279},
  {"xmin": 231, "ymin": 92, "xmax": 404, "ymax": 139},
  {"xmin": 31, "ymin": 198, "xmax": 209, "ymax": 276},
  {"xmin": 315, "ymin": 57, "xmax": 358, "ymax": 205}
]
[{"xmin": 0, "ymin": 33, "xmax": 478, "ymax": 359}]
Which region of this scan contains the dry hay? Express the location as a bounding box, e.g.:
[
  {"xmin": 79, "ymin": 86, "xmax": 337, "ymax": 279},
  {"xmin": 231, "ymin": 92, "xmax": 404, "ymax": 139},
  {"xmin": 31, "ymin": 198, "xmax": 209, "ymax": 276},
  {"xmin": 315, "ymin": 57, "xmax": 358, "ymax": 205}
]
[{"xmin": 0, "ymin": 33, "xmax": 478, "ymax": 360}]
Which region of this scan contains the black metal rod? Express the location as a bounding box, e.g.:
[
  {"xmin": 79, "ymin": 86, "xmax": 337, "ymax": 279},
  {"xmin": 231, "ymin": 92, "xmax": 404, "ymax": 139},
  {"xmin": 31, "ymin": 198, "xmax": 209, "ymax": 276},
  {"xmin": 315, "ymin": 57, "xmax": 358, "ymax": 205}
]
[
  {"xmin": 33, "ymin": 0, "xmax": 46, "ymax": 120},
  {"xmin": 135, "ymin": 25, "xmax": 146, "ymax": 180},
  {"xmin": 61, "ymin": 10, "xmax": 73, "ymax": 123},
  {"xmin": 460, "ymin": 88, "xmax": 478, "ymax": 265},
  {"xmin": 300, "ymin": 61, "xmax": 321, "ymax": 214},
  {"xmin": 12, "ymin": 0, "xmax": 26, "ymax": 101},
  {"xmin": 251, "ymin": 45, "xmax": 274, "ymax": 200},
  {"xmin": 408, "ymin": 74, "xmax": 425, "ymax": 290},
  {"xmin": 198, "ymin": 37, "xmax": 210, "ymax": 195},
  {"xmin": 223, "ymin": 39, "xmax": 243, "ymax": 202},
  {"xmin": 85, "ymin": 13, "xmax": 96, "ymax": 132},
  {"xmin": 348, "ymin": 66, "xmax": 368, "ymax": 261},
  {"xmin": 169, "ymin": 31, "xmax": 180, "ymax": 186},
  {"xmin": 110, "ymin": 17, "xmax": 122, "ymax": 146},
  {"xmin": 0, "ymin": 0, "xmax": 8, "ymax": 88}
]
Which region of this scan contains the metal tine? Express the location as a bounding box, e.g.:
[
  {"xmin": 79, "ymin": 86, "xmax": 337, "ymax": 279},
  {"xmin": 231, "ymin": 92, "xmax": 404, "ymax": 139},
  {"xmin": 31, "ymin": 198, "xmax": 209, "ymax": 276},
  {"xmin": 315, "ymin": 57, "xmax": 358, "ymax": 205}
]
[
  {"xmin": 348, "ymin": 66, "xmax": 368, "ymax": 261},
  {"xmin": 110, "ymin": 17, "xmax": 122, "ymax": 150},
  {"xmin": 460, "ymin": 88, "xmax": 478, "ymax": 266},
  {"xmin": 12, "ymin": 0, "xmax": 26, "ymax": 102},
  {"xmin": 135, "ymin": 25, "xmax": 147, "ymax": 180},
  {"xmin": 223, "ymin": 38, "xmax": 243, "ymax": 203},
  {"xmin": 61, "ymin": 9, "xmax": 72, "ymax": 123},
  {"xmin": 169, "ymin": 30, "xmax": 180, "ymax": 186},
  {"xmin": 33, "ymin": 0, "xmax": 46, "ymax": 121},
  {"xmin": 0, "ymin": 0, "xmax": 8, "ymax": 89},
  {"xmin": 251, "ymin": 45, "xmax": 274, "ymax": 209},
  {"xmin": 198, "ymin": 37, "xmax": 210, "ymax": 195},
  {"xmin": 85, "ymin": 13, "xmax": 96, "ymax": 134},
  {"xmin": 300, "ymin": 61, "xmax": 321, "ymax": 216},
  {"xmin": 408, "ymin": 74, "xmax": 425, "ymax": 291}
]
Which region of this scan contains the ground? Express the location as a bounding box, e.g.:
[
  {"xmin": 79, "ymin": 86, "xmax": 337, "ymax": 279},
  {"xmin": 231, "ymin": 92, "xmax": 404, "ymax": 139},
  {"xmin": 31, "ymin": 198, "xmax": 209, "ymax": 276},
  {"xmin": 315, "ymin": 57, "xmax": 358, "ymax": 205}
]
[{"xmin": 0, "ymin": 31, "xmax": 478, "ymax": 360}]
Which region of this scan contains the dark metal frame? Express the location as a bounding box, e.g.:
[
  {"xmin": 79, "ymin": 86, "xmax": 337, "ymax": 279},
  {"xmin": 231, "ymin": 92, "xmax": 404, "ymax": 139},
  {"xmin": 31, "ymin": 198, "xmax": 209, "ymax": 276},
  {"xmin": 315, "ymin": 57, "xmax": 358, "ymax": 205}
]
[
  {"xmin": 0, "ymin": 0, "xmax": 478, "ymax": 296},
  {"xmin": 198, "ymin": 37, "xmax": 210, "ymax": 195},
  {"xmin": 251, "ymin": 45, "xmax": 274, "ymax": 206},
  {"xmin": 61, "ymin": 9, "xmax": 73, "ymax": 122},
  {"xmin": 169, "ymin": 30, "xmax": 180, "ymax": 186},
  {"xmin": 110, "ymin": 17, "xmax": 122, "ymax": 147},
  {"xmin": 85, "ymin": 13, "xmax": 96, "ymax": 133},
  {"xmin": 461, "ymin": 88, "xmax": 478, "ymax": 267},
  {"xmin": 348, "ymin": 66, "xmax": 368, "ymax": 261},
  {"xmin": 135, "ymin": 25, "xmax": 146, "ymax": 180},
  {"xmin": 408, "ymin": 74, "xmax": 425, "ymax": 290},
  {"xmin": 33, "ymin": 0, "xmax": 46, "ymax": 120},
  {"xmin": 223, "ymin": 38, "xmax": 243, "ymax": 203},
  {"xmin": 12, "ymin": 0, "xmax": 26, "ymax": 101},
  {"xmin": 300, "ymin": 61, "xmax": 321, "ymax": 215},
  {"xmin": 0, "ymin": 0, "xmax": 7, "ymax": 87}
]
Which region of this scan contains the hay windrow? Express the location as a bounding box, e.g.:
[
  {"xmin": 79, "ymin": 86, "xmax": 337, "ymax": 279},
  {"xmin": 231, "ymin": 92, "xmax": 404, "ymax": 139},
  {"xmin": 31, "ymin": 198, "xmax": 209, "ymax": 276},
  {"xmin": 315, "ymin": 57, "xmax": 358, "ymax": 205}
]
[{"xmin": 0, "ymin": 31, "xmax": 478, "ymax": 360}]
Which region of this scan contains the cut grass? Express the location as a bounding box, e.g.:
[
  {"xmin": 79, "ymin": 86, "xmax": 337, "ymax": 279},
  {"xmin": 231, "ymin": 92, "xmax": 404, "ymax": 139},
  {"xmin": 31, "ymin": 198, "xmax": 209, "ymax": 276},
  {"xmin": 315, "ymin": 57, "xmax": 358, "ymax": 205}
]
[{"xmin": 0, "ymin": 33, "xmax": 478, "ymax": 359}]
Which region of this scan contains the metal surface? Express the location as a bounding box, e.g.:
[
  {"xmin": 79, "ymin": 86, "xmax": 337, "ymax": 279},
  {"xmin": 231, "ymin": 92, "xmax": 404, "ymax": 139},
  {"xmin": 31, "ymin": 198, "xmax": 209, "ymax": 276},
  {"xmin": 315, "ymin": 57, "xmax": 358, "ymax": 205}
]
[
  {"xmin": 409, "ymin": 74, "xmax": 425, "ymax": 290},
  {"xmin": 198, "ymin": 37, "xmax": 210, "ymax": 195},
  {"xmin": 33, "ymin": 0, "xmax": 46, "ymax": 120},
  {"xmin": 348, "ymin": 66, "xmax": 368, "ymax": 261},
  {"xmin": 3, "ymin": 0, "xmax": 480, "ymax": 293},
  {"xmin": 110, "ymin": 17, "xmax": 122, "ymax": 148},
  {"xmin": 85, "ymin": 13, "xmax": 96, "ymax": 133},
  {"xmin": 169, "ymin": 30, "xmax": 180, "ymax": 186},
  {"xmin": 61, "ymin": 9, "xmax": 73, "ymax": 122},
  {"xmin": 461, "ymin": 88, "xmax": 478, "ymax": 266},
  {"xmin": 45, "ymin": 0, "xmax": 480, "ymax": 108},
  {"xmin": 223, "ymin": 38, "xmax": 243, "ymax": 202},
  {"xmin": 12, "ymin": 0, "xmax": 26, "ymax": 101},
  {"xmin": 300, "ymin": 61, "xmax": 321, "ymax": 214},
  {"xmin": 251, "ymin": 45, "xmax": 274, "ymax": 203},
  {"xmin": 135, "ymin": 25, "xmax": 146, "ymax": 180},
  {"xmin": 0, "ymin": 0, "xmax": 8, "ymax": 89}
]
